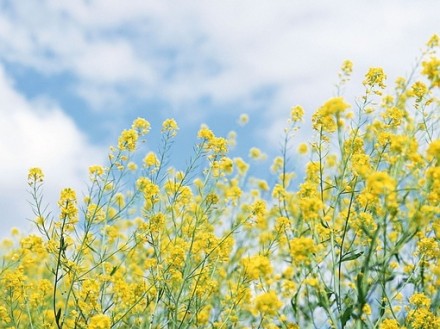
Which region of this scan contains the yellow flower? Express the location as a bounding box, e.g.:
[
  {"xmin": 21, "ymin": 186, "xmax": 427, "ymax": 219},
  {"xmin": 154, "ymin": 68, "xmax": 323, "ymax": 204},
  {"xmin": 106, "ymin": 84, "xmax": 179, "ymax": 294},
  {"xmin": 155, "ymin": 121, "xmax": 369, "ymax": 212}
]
[
  {"xmin": 411, "ymin": 81, "xmax": 428, "ymax": 100},
  {"xmin": 198, "ymin": 125, "xmax": 214, "ymax": 140},
  {"xmin": 324, "ymin": 154, "xmax": 336, "ymax": 167},
  {"xmin": 382, "ymin": 107, "xmax": 406, "ymax": 127},
  {"xmin": 351, "ymin": 153, "xmax": 371, "ymax": 177},
  {"xmin": 379, "ymin": 319, "xmax": 400, "ymax": 329},
  {"xmin": 114, "ymin": 193, "xmax": 125, "ymax": 208},
  {"xmin": 395, "ymin": 76, "xmax": 406, "ymax": 90},
  {"xmin": 312, "ymin": 97, "xmax": 351, "ymax": 133},
  {"xmin": 165, "ymin": 238, "xmax": 187, "ymax": 268},
  {"xmin": 20, "ymin": 235, "xmax": 45, "ymax": 255},
  {"xmin": 417, "ymin": 238, "xmax": 439, "ymax": 259},
  {"xmin": 103, "ymin": 225, "xmax": 120, "ymax": 243},
  {"xmin": 425, "ymin": 167, "xmax": 440, "ymax": 203},
  {"xmin": 197, "ymin": 305, "xmax": 212, "ymax": 325},
  {"xmin": 86, "ymin": 203, "xmax": 106, "ymax": 223},
  {"xmin": 131, "ymin": 117, "xmax": 151, "ymax": 135},
  {"xmin": 341, "ymin": 59, "xmax": 353, "ymax": 76},
  {"xmin": 366, "ymin": 171, "xmax": 396, "ymax": 196},
  {"xmin": 362, "ymin": 303, "xmax": 372, "ymax": 316},
  {"xmin": 219, "ymin": 157, "xmax": 234, "ymax": 175},
  {"xmin": 427, "ymin": 34, "xmax": 440, "ymax": 48},
  {"xmin": 275, "ymin": 216, "xmax": 290, "ymax": 231},
  {"xmin": 290, "ymin": 105, "xmax": 304, "ymax": 122},
  {"xmin": 234, "ymin": 157, "xmax": 249, "ymax": 174},
  {"xmin": 28, "ymin": 167, "xmax": 44, "ymax": 184},
  {"xmin": 407, "ymin": 307, "xmax": 440, "ymax": 329},
  {"xmin": 290, "ymin": 237, "xmax": 318, "ymax": 265},
  {"xmin": 272, "ymin": 183, "xmax": 286, "ymax": 200},
  {"xmin": 363, "ymin": 67, "xmax": 387, "ymax": 89},
  {"xmin": 422, "ymin": 56, "xmax": 440, "ymax": 88},
  {"xmin": 161, "ymin": 118, "xmax": 179, "ymax": 136},
  {"xmin": 118, "ymin": 128, "xmax": 138, "ymax": 151},
  {"xmin": 255, "ymin": 179, "xmax": 269, "ymax": 191},
  {"xmin": 242, "ymin": 255, "xmax": 273, "ymax": 280},
  {"xmin": 238, "ymin": 113, "xmax": 249, "ymax": 126},
  {"xmin": 271, "ymin": 156, "xmax": 284, "ymax": 173},
  {"xmin": 58, "ymin": 188, "xmax": 78, "ymax": 221},
  {"xmin": 225, "ymin": 184, "xmax": 242, "ymax": 203},
  {"xmin": 254, "ymin": 291, "xmax": 282, "ymax": 316},
  {"xmin": 251, "ymin": 200, "xmax": 266, "ymax": 217},
  {"xmin": 427, "ymin": 139, "xmax": 440, "ymax": 162},
  {"xmin": 298, "ymin": 143, "xmax": 308, "ymax": 155},
  {"xmin": 89, "ymin": 165, "xmax": 104, "ymax": 177},
  {"xmin": 304, "ymin": 277, "xmax": 319, "ymax": 287},
  {"xmin": 208, "ymin": 136, "xmax": 228, "ymax": 154},
  {"xmin": 351, "ymin": 212, "xmax": 377, "ymax": 236},
  {"xmin": 198, "ymin": 125, "xmax": 228, "ymax": 154},
  {"xmin": 227, "ymin": 130, "xmax": 237, "ymax": 147},
  {"xmin": 249, "ymin": 147, "xmax": 266, "ymax": 160},
  {"xmin": 149, "ymin": 213, "xmax": 165, "ymax": 233},
  {"xmin": 88, "ymin": 314, "xmax": 111, "ymax": 329},
  {"xmin": 127, "ymin": 161, "xmax": 137, "ymax": 171},
  {"xmin": 143, "ymin": 151, "xmax": 160, "ymax": 167},
  {"xmin": 136, "ymin": 177, "xmax": 160, "ymax": 198},
  {"xmin": 0, "ymin": 305, "xmax": 8, "ymax": 320},
  {"xmin": 410, "ymin": 293, "xmax": 432, "ymax": 308}
]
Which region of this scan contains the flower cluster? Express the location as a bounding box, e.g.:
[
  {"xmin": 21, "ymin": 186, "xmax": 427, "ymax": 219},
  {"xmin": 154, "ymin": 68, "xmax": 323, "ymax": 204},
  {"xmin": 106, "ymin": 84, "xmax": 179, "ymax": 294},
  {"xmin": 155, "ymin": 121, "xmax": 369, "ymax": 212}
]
[{"xmin": 1, "ymin": 34, "xmax": 439, "ymax": 329}]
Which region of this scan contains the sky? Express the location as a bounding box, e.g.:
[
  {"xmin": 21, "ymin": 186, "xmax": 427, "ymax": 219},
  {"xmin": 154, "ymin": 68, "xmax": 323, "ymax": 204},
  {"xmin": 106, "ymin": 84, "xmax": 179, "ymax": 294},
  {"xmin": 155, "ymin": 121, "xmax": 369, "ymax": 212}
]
[{"xmin": 0, "ymin": 0, "xmax": 439, "ymax": 235}]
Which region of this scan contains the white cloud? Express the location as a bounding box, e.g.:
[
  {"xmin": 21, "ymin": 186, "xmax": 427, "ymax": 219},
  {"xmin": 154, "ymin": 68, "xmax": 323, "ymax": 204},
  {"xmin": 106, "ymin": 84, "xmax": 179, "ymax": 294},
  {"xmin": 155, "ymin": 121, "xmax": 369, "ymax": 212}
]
[
  {"xmin": 74, "ymin": 41, "xmax": 153, "ymax": 84},
  {"xmin": 0, "ymin": 1, "xmax": 438, "ymax": 116},
  {"xmin": 0, "ymin": 64, "xmax": 105, "ymax": 235}
]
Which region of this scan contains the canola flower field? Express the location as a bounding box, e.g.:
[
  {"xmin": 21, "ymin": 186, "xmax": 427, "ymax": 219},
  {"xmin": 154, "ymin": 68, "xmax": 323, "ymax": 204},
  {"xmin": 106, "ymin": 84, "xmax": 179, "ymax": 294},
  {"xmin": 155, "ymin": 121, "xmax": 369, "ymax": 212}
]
[{"xmin": 0, "ymin": 35, "xmax": 439, "ymax": 329}]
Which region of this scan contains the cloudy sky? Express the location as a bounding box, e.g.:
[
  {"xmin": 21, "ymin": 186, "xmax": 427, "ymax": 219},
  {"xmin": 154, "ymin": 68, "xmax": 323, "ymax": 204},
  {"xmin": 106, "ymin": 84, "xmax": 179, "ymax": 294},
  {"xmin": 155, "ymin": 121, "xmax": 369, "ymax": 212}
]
[{"xmin": 0, "ymin": 0, "xmax": 439, "ymax": 234}]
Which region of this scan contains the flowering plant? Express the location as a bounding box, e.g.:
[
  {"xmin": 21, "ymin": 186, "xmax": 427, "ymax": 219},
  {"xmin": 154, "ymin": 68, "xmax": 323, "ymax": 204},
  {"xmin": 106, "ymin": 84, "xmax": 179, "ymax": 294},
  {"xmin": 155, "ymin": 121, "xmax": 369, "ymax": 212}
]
[{"xmin": 1, "ymin": 35, "xmax": 439, "ymax": 329}]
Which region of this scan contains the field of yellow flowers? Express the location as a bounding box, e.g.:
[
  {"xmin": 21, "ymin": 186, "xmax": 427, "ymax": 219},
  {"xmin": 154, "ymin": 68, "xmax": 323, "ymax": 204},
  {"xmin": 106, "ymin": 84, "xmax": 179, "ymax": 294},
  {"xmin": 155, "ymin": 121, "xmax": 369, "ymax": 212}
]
[{"xmin": 1, "ymin": 35, "xmax": 439, "ymax": 329}]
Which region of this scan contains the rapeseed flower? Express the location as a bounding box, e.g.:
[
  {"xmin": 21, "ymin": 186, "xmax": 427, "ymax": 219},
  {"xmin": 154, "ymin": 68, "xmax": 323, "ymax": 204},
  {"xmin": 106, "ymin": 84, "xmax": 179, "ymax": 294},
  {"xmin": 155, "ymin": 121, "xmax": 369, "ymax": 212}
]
[
  {"xmin": 290, "ymin": 237, "xmax": 317, "ymax": 265},
  {"xmin": 238, "ymin": 113, "xmax": 249, "ymax": 126},
  {"xmin": 379, "ymin": 319, "xmax": 400, "ymax": 329},
  {"xmin": 118, "ymin": 128, "xmax": 138, "ymax": 151},
  {"xmin": 312, "ymin": 97, "xmax": 351, "ymax": 133},
  {"xmin": 363, "ymin": 67, "xmax": 387, "ymax": 89},
  {"xmin": 254, "ymin": 291, "xmax": 282, "ymax": 316},
  {"xmin": 143, "ymin": 151, "xmax": 160, "ymax": 167},
  {"xmin": 88, "ymin": 314, "xmax": 111, "ymax": 329},
  {"xmin": 3, "ymin": 35, "xmax": 440, "ymax": 329},
  {"xmin": 161, "ymin": 118, "xmax": 179, "ymax": 136},
  {"xmin": 422, "ymin": 56, "xmax": 440, "ymax": 87},
  {"xmin": 132, "ymin": 117, "xmax": 151, "ymax": 135},
  {"xmin": 290, "ymin": 105, "xmax": 304, "ymax": 122},
  {"xmin": 28, "ymin": 167, "xmax": 44, "ymax": 184}
]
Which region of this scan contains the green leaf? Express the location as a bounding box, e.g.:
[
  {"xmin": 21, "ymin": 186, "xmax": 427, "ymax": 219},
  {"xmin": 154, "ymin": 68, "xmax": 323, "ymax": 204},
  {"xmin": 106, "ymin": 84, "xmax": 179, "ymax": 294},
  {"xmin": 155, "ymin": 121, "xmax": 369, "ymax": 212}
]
[
  {"xmin": 290, "ymin": 295, "xmax": 298, "ymax": 313},
  {"xmin": 340, "ymin": 250, "xmax": 364, "ymax": 263},
  {"xmin": 341, "ymin": 305, "xmax": 353, "ymax": 328},
  {"xmin": 110, "ymin": 266, "xmax": 118, "ymax": 276},
  {"xmin": 55, "ymin": 307, "xmax": 62, "ymax": 323}
]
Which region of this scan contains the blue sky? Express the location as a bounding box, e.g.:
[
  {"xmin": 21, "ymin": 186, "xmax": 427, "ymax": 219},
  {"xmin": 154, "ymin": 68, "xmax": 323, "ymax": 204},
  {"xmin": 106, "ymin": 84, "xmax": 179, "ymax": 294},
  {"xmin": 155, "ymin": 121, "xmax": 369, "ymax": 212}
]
[{"xmin": 0, "ymin": 0, "xmax": 439, "ymax": 234}]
